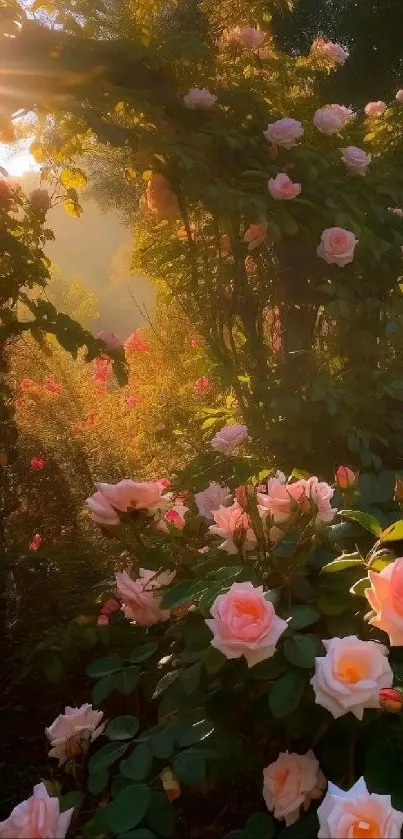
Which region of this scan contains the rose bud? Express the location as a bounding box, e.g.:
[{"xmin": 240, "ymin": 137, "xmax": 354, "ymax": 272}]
[
  {"xmin": 395, "ymin": 477, "xmax": 403, "ymax": 504},
  {"xmin": 335, "ymin": 465, "xmax": 357, "ymax": 490},
  {"xmin": 379, "ymin": 687, "xmax": 403, "ymax": 713}
]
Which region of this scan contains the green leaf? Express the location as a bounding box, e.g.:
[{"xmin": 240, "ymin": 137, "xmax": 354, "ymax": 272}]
[
  {"xmin": 248, "ymin": 653, "xmax": 285, "ymax": 680},
  {"xmin": 114, "ymin": 666, "xmax": 140, "ymax": 695},
  {"xmin": 82, "ymin": 809, "xmax": 109, "ymax": 839},
  {"xmin": 146, "ymin": 792, "xmax": 175, "ymax": 838},
  {"xmin": 203, "ymin": 646, "xmax": 226, "ymax": 674},
  {"xmin": 175, "ymin": 719, "xmax": 214, "ymax": 748},
  {"xmin": 283, "ymin": 635, "xmax": 322, "ymax": 669},
  {"xmin": 107, "ymin": 785, "xmax": 151, "ymax": 835},
  {"xmin": 59, "ymin": 791, "xmax": 83, "ymax": 813},
  {"xmin": 285, "ymin": 606, "xmax": 320, "ymax": 630},
  {"xmin": 150, "ymin": 725, "xmax": 176, "ymax": 759},
  {"xmin": 88, "ymin": 769, "xmax": 109, "ymax": 795},
  {"xmin": 172, "ymin": 749, "xmax": 206, "ymax": 786},
  {"xmin": 161, "ymin": 580, "xmax": 200, "ymax": 610},
  {"xmin": 86, "ymin": 657, "xmax": 123, "ymax": 678},
  {"xmin": 316, "ymin": 592, "xmax": 348, "ymax": 615},
  {"xmin": 278, "ymin": 809, "xmax": 319, "ymax": 838},
  {"xmin": 129, "ymin": 643, "xmax": 158, "ymax": 664},
  {"xmin": 88, "ymin": 741, "xmax": 129, "ymax": 774},
  {"xmin": 118, "ymin": 831, "xmax": 156, "ymax": 839},
  {"xmin": 246, "ymin": 813, "xmax": 275, "ymax": 839},
  {"xmin": 268, "ymin": 672, "xmax": 306, "ymax": 718},
  {"xmin": 92, "ymin": 674, "xmax": 115, "ymax": 706},
  {"xmin": 321, "ymin": 554, "xmax": 364, "ymax": 573},
  {"xmin": 178, "ymin": 661, "xmax": 203, "ymax": 695},
  {"xmin": 380, "ymin": 520, "xmax": 403, "ymax": 542},
  {"xmin": 120, "ymin": 742, "xmax": 154, "ymax": 781},
  {"xmin": 106, "ymin": 716, "xmax": 139, "ymax": 741},
  {"xmin": 341, "ymin": 510, "xmax": 381, "ymax": 536},
  {"xmin": 350, "ymin": 577, "xmax": 371, "ymax": 597}
]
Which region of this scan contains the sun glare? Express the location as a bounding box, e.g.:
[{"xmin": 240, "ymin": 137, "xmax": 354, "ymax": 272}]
[{"xmin": 0, "ymin": 144, "xmax": 40, "ymax": 177}]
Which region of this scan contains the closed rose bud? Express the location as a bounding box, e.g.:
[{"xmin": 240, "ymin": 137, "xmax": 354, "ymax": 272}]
[
  {"xmin": 379, "ymin": 687, "xmax": 403, "ymax": 713},
  {"xmin": 160, "ymin": 768, "xmax": 181, "ymax": 801},
  {"xmin": 395, "ymin": 477, "xmax": 403, "ymax": 503},
  {"xmin": 336, "ymin": 465, "xmax": 357, "ymax": 490}
]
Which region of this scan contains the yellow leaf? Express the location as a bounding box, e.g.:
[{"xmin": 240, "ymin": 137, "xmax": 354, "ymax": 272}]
[
  {"xmin": 63, "ymin": 198, "xmax": 83, "ymax": 219},
  {"xmin": 60, "ymin": 167, "xmax": 87, "ymax": 190}
]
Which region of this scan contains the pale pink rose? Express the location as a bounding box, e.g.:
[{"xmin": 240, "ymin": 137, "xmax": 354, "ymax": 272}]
[
  {"xmin": 243, "ymin": 223, "xmax": 267, "ymax": 250},
  {"xmin": 115, "ymin": 568, "xmax": 176, "ymax": 625},
  {"xmin": 268, "ymin": 172, "xmax": 301, "ymax": 200},
  {"xmin": 156, "ymin": 501, "xmax": 189, "ymax": 533},
  {"xmin": 206, "ymin": 581, "xmax": 287, "ymax": 667},
  {"xmin": 313, "ymin": 105, "xmax": 345, "ymax": 134},
  {"xmin": 229, "ymin": 26, "xmax": 265, "ymax": 49},
  {"xmin": 96, "ymin": 330, "xmax": 122, "ymax": 350},
  {"xmin": 198, "ymin": 546, "xmax": 210, "ymax": 554},
  {"xmin": 317, "ymin": 777, "xmax": 403, "ymax": 839},
  {"xmin": 365, "ymin": 100, "xmax": 387, "ymax": 116},
  {"xmin": 389, "ymin": 207, "xmax": 403, "ymax": 218},
  {"xmin": 263, "ymin": 750, "xmax": 326, "ymax": 826},
  {"xmin": 263, "ymin": 118, "xmax": 303, "ymax": 149},
  {"xmin": 209, "ymin": 502, "xmax": 256, "ymax": 554},
  {"xmin": 195, "ymin": 482, "xmax": 232, "ymax": 520},
  {"xmin": 310, "ymin": 635, "xmax": 393, "ymax": 720},
  {"xmin": 46, "ymin": 704, "xmax": 105, "ymax": 765},
  {"xmin": 0, "ymin": 782, "xmax": 74, "ymax": 839},
  {"xmin": 258, "ymin": 476, "xmax": 335, "ymax": 526},
  {"xmin": 365, "ymin": 557, "xmax": 403, "ymax": 645},
  {"xmin": 315, "ymin": 39, "xmax": 348, "ymax": 65},
  {"xmin": 211, "ymin": 423, "xmax": 248, "ymax": 455},
  {"xmin": 86, "ymin": 490, "xmax": 121, "ymax": 526},
  {"xmin": 183, "ymin": 87, "xmax": 217, "ymax": 108},
  {"xmin": 341, "ymin": 145, "xmax": 371, "ymax": 176},
  {"xmin": 330, "ymin": 103, "xmax": 354, "ymax": 122},
  {"xmin": 396, "ymin": 90, "xmax": 403, "ymax": 104},
  {"xmin": 146, "ymin": 173, "xmax": 179, "ymax": 218},
  {"xmin": 93, "ymin": 478, "xmax": 171, "ymax": 514},
  {"xmin": 317, "ymin": 226, "xmax": 358, "ymax": 267}
]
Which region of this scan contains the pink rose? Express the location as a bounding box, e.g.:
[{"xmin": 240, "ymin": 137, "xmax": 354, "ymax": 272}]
[
  {"xmin": 43, "ymin": 376, "xmax": 62, "ymax": 395},
  {"xmin": 146, "ymin": 173, "xmax": 179, "ymax": 218},
  {"xmin": 209, "ymin": 502, "xmax": 256, "ymax": 554},
  {"xmin": 341, "ymin": 145, "xmax": 371, "ymax": 176},
  {"xmin": 92, "ymin": 355, "xmax": 112, "ymax": 383},
  {"xmin": 335, "ymin": 465, "xmax": 357, "ymax": 490},
  {"xmin": 389, "ymin": 207, "xmax": 403, "ymax": 218},
  {"xmin": 365, "ymin": 100, "xmax": 387, "ymax": 116},
  {"xmin": 365, "ymin": 557, "xmax": 403, "ymax": 645},
  {"xmin": 396, "ymin": 90, "xmax": 403, "ymax": 104},
  {"xmin": 93, "ymin": 478, "xmax": 171, "ymax": 514},
  {"xmin": 31, "ymin": 457, "xmax": 44, "ymax": 470},
  {"xmin": 211, "ymin": 423, "xmax": 248, "ymax": 454},
  {"xmin": 29, "ymin": 533, "xmax": 42, "ymax": 551},
  {"xmin": 317, "ymin": 777, "xmax": 403, "ymax": 839},
  {"xmin": 126, "ymin": 394, "xmax": 139, "ymax": 408},
  {"xmin": 263, "ymin": 118, "xmax": 303, "ymax": 149},
  {"xmin": 0, "ymin": 782, "xmax": 74, "ymax": 839},
  {"xmin": 156, "ymin": 501, "xmax": 189, "ymax": 533},
  {"xmin": 310, "ymin": 635, "xmax": 393, "ymax": 719},
  {"xmin": 194, "ymin": 376, "xmax": 210, "ymax": 393},
  {"xmin": 115, "ymin": 568, "xmax": 175, "ymax": 625},
  {"xmin": 243, "ymin": 223, "xmax": 267, "ymax": 250},
  {"xmin": 257, "ymin": 476, "xmax": 335, "ymax": 525},
  {"xmin": 86, "ymin": 490, "xmax": 121, "ymax": 526},
  {"xmin": 183, "ymin": 88, "xmax": 217, "ymax": 108},
  {"xmin": 125, "ymin": 331, "xmax": 150, "ymax": 352},
  {"xmin": 46, "ymin": 704, "xmax": 105, "ymax": 765},
  {"xmin": 195, "ymin": 482, "xmax": 232, "ymax": 520},
  {"xmin": 268, "ymin": 172, "xmax": 301, "ymax": 200},
  {"xmin": 313, "ymin": 105, "xmax": 346, "ymax": 134},
  {"xmin": 206, "ymin": 581, "xmax": 287, "ymax": 667},
  {"xmin": 317, "ymin": 226, "xmax": 358, "ymax": 267},
  {"xmin": 263, "ymin": 750, "xmax": 326, "ymax": 826},
  {"xmin": 96, "ymin": 330, "xmax": 122, "ymax": 350},
  {"xmin": 315, "ymin": 39, "xmax": 348, "ymax": 65},
  {"xmin": 229, "ymin": 26, "xmax": 265, "ymax": 49}
]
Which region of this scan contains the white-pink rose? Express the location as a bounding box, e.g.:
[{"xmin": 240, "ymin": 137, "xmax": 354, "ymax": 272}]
[
  {"xmin": 268, "ymin": 172, "xmax": 301, "ymax": 200},
  {"xmin": 341, "ymin": 145, "xmax": 371, "ymax": 176},
  {"xmin": 263, "ymin": 750, "xmax": 326, "ymax": 826},
  {"xmin": 365, "ymin": 557, "xmax": 403, "ymax": 645},
  {"xmin": 313, "ymin": 105, "xmax": 346, "ymax": 134},
  {"xmin": 229, "ymin": 26, "xmax": 265, "ymax": 49},
  {"xmin": 95, "ymin": 330, "xmax": 122, "ymax": 350},
  {"xmin": 195, "ymin": 482, "xmax": 232, "ymax": 520},
  {"xmin": 46, "ymin": 704, "xmax": 105, "ymax": 765},
  {"xmin": 365, "ymin": 100, "xmax": 387, "ymax": 116},
  {"xmin": 86, "ymin": 490, "xmax": 121, "ymax": 526},
  {"xmin": 317, "ymin": 226, "xmax": 358, "ymax": 267},
  {"xmin": 317, "ymin": 777, "xmax": 403, "ymax": 839},
  {"xmin": 92, "ymin": 478, "xmax": 171, "ymax": 516},
  {"xmin": 396, "ymin": 90, "xmax": 403, "ymax": 104},
  {"xmin": 211, "ymin": 423, "xmax": 248, "ymax": 455},
  {"xmin": 389, "ymin": 207, "xmax": 403, "ymax": 218},
  {"xmin": 257, "ymin": 476, "xmax": 335, "ymax": 526},
  {"xmin": 317, "ymin": 39, "xmax": 349, "ymax": 66},
  {"xmin": 156, "ymin": 500, "xmax": 189, "ymax": 533},
  {"xmin": 209, "ymin": 502, "xmax": 256, "ymax": 554},
  {"xmin": 115, "ymin": 568, "xmax": 175, "ymax": 626},
  {"xmin": 206, "ymin": 581, "xmax": 287, "ymax": 667},
  {"xmin": 243, "ymin": 223, "xmax": 267, "ymax": 250},
  {"xmin": 183, "ymin": 87, "xmax": 217, "ymax": 109},
  {"xmin": 0, "ymin": 782, "xmax": 74, "ymax": 839},
  {"xmin": 263, "ymin": 118, "xmax": 303, "ymax": 149},
  {"xmin": 310, "ymin": 635, "xmax": 393, "ymax": 720}
]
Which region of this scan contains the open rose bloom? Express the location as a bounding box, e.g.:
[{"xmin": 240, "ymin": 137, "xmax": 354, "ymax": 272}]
[
  {"xmin": 365, "ymin": 557, "xmax": 403, "ymax": 645},
  {"xmin": 268, "ymin": 172, "xmax": 301, "ymax": 200},
  {"xmin": 211, "ymin": 423, "xmax": 248, "ymax": 454},
  {"xmin": 227, "ymin": 26, "xmax": 265, "ymax": 49},
  {"xmin": 206, "ymin": 581, "xmax": 287, "ymax": 667},
  {"xmin": 195, "ymin": 482, "xmax": 231, "ymax": 520},
  {"xmin": 0, "ymin": 782, "xmax": 74, "ymax": 839},
  {"xmin": 86, "ymin": 478, "xmax": 171, "ymax": 525},
  {"xmin": 317, "ymin": 777, "xmax": 403, "ymax": 839},
  {"xmin": 313, "ymin": 105, "xmax": 350, "ymax": 134},
  {"xmin": 243, "ymin": 223, "xmax": 267, "ymax": 250},
  {"xmin": 341, "ymin": 145, "xmax": 371, "ymax": 176},
  {"xmin": 257, "ymin": 475, "xmax": 336, "ymax": 527},
  {"xmin": 208, "ymin": 502, "xmax": 257, "ymax": 554},
  {"xmin": 317, "ymin": 226, "xmax": 358, "ymax": 267},
  {"xmin": 115, "ymin": 568, "xmax": 175, "ymax": 625},
  {"xmin": 263, "ymin": 118, "xmax": 303, "ymax": 149},
  {"xmin": 183, "ymin": 87, "xmax": 217, "ymax": 108},
  {"xmin": 263, "ymin": 750, "xmax": 326, "ymax": 825},
  {"xmin": 46, "ymin": 704, "xmax": 105, "ymax": 765}
]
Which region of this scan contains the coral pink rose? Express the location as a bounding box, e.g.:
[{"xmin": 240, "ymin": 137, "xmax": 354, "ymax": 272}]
[
  {"xmin": 315, "ymin": 39, "xmax": 348, "ymax": 65},
  {"xmin": 29, "ymin": 533, "xmax": 42, "ymax": 551},
  {"xmin": 313, "ymin": 105, "xmax": 346, "ymax": 134},
  {"xmin": 91, "ymin": 478, "xmax": 171, "ymax": 517},
  {"xmin": 115, "ymin": 568, "xmax": 175, "ymax": 625},
  {"xmin": 86, "ymin": 490, "xmax": 121, "ymax": 526},
  {"xmin": 310, "ymin": 635, "xmax": 393, "ymax": 720},
  {"xmin": 268, "ymin": 172, "xmax": 301, "ymax": 200},
  {"xmin": 317, "ymin": 777, "xmax": 403, "ymax": 839},
  {"xmin": 156, "ymin": 501, "xmax": 188, "ymax": 533},
  {"xmin": 379, "ymin": 687, "xmax": 403, "ymax": 713},
  {"xmin": 335, "ymin": 465, "xmax": 357, "ymax": 490},
  {"xmin": 263, "ymin": 750, "xmax": 326, "ymax": 826},
  {"xmin": 96, "ymin": 330, "xmax": 122, "ymax": 350},
  {"xmin": 365, "ymin": 100, "xmax": 387, "ymax": 116},
  {"xmin": 211, "ymin": 423, "xmax": 248, "ymax": 455},
  {"xmin": 195, "ymin": 482, "xmax": 232, "ymax": 520},
  {"xmin": 317, "ymin": 226, "xmax": 358, "ymax": 267},
  {"xmin": 92, "ymin": 355, "xmax": 112, "ymax": 383},
  {"xmin": 206, "ymin": 581, "xmax": 287, "ymax": 667},
  {"xmin": 341, "ymin": 145, "xmax": 371, "ymax": 176},
  {"xmin": 396, "ymin": 90, "xmax": 403, "ymax": 104},
  {"xmin": 257, "ymin": 476, "xmax": 335, "ymax": 525},
  {"xmin": 19, "ymin": 378, "xmax": 36, "ymax": 393},
  {"xmin": 194, "ymin": 376, "xmax": 210, "ymax": 393},
  {"xmin": 183, "ymin": 87, "xmax": 217, "ymax": 108},
  {"xmin": 146, "ymin": 172, "xmax": 179, "ymax": 218},
  {"xmin": 43, "ymin": 376, "xmax": 62, "ymax": 395},
  {"xmin": 263, "ymin": 118, "xmax": 303, "ymax": 149},
  {"xmin": 229, "ymin": 26, "xmax": 265, "ymax": 49},
  {"xmin": 243, "ymin": 223, "xmax": 267, "ymax": 250},
  {"xmin": 209, "ymin": 502, "xmax": 256, "ymax": 554},
  {"xmin": 30, "ymin": 457, "xmax": 44, "ymax": 470},
  {"xmin": 0, "ymin": 782, "xmax": 74, "ymax": 839},
  {"xmin": 365, "ymin": 557, "xmax": 403, "ymax": 645},
  {"xmin": 46, "ymin": 704, "xmax": 105, "ymax": 765}
]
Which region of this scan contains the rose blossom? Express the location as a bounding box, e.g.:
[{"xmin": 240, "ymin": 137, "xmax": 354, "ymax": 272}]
[
  {"xmin": 310, "ymin": 635, "xmax": 393, "ymax": 719},
  {"xmin": 156, "ymin": 501, "xmax": 189, "ymax": 533},
  {"xmin": 379, "ymin": 687, "xmax": 403, "ymax": 713},
  {"xmin": 96, "ymin": 330, "xmax": 122, "ymax": 350},
  {"xmin": 396, "ymin": 90, "xmax": 403, "ymax": 103},
  {"xmin": 365, "ymin": 557, "xmax": 403, "ymax": 645},
  {"xmin": 194, "ymin": 376, "xmax": 210, "ymax": 393},
  {"xmin": 313, "ymin": 105, "xmax": 346, "ymax": 134},
  {"xmin": 126, "ymin": 394, "xmax": 139, "ymax": 408},
  {"xmin": 211, "ymin": 423, "xmax": 248, "ymax": 454},
  {"xmin": 115, "ymin": 568, "xmax": 175, "ymax": 625},
  {"xmin": 335, "ymin": 465, "xmax": 357, "ymax": 490},
  {"xmin": 0, "ymin": 782, "xmax": 74, "ymax": 839},
  {"xmin": 146, "ymin": 172, "xmax": 179, "ymax": 218},
  {"xmin": 86, "ymin": 490, "xmax": 121, "ymax": 526},
  {"xmin": 195, "ymin": 482, "xmax": 232, "ymax": 520},
  {"xmin": 365, "ymin": 100, "xmax": 387, "ymax": 116},
  {"xmin": 206, "ymin": 581, "xmax": 287, "ymax": 667},
  {"xmin": 46, "ymin": 704, "xmax": 105, "ymax": 765},
  {"xmin": 317, "ymin": 777, "xmax": 403, "ymax": 839},
  {"xmin": 88, "ymin": 479, "xmax": 171, "ymax": 520},
  {"xmin": 268, "ymin": 172, "xmax": 301, "ymax": 200},
  {"xmin": 257, "ymin": 476, "xmax": 335, "ymax": 525},
  {"xmin": 341, "ymin": 145, "xmax": 371, "ymax": 176},
  {"xmin": 31, "ymin": 457, "xmax": 44, "ymax": 470},
  {"xmin": 243, "ymin": 223, "xmax": 267, "ymax": 250},
  {"xmin": 125, "ymin": 330, "xmax": 150, "ymax": 352},
  {"xmin": 183, "ymin": 88, "xmax": 217, "ymax": 109},
  {"xmin": 389, "ymin": 207, "xmax": 403, "ymax": 218},
  {"xmin": 229, "ymin": 26, "xmax": 265, "ymax": 49},
  {"xmin": 263, "ymin": 118, "xmax": 303, "ymax": 149},
  {"xmin": 29, "ymin": 533, "xmax": 42, "ymax": 551},
  {"xmin": 209, "ymin": 502, "xmax": 256, "ymax": 554},
  {"xmin": 315, "ymin": 39, "xmax": 348, "ymax": 65},
  {"xmin": 43, "ymin": 376, "xmax": 62, "ymax": 395},
  {"xmin": 317, "ymin": 226, "xmax": 358, "ymax": 267},
  {"xmin": 263, "ymin": 750, "xmax": 326, "ymax": 826},
  {"xmin": 92, "ymin": 356, "xmax": 112, "ymax": 383}
]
